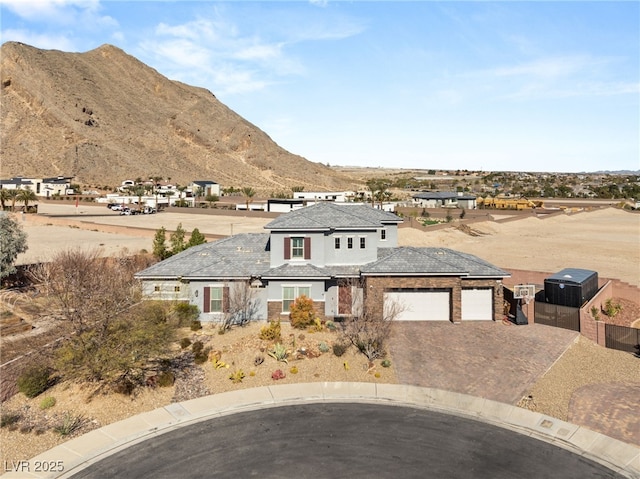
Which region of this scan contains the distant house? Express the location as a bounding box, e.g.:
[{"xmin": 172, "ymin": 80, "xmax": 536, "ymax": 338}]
[
  {"xmin": 136, "ymin": 203, "xmax": 508, "ymax": 323},
  {"xmin": 413, "ymin": 191, "xmax": 477, "ymax": 209},
  {"xmin": 0, "ymin": 176, "xmax": 73, "ymax": 197},
  {"xmin": 190, "ymin": 180, "xmax": 220, "ymax": 198},
  {"xmin": 292, "ymin": 191, "xmax": 353, "ymax": 203}
]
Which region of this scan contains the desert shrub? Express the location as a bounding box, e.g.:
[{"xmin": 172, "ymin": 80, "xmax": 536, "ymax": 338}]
[
  {"xmin": 289, "ymin": 295, "xmax": 316, "ymax": 329},
  {"xmin": 289, "ymin": 366, "xmax": 299, "ymax": 375},
  {"xmin": 39, "ymin": 396, "xmax": 57, "ymax": 410},
  {"xmin": 53, "ymin": 413, "xmax": 85, "ymax": 436},
  {"xmin": 259, "ymin": 320, "xmax": 281, "ymax": 341},
  {"xmin": 172, "ymin": 302, "xmax": 200, "ymax": 326},
  {"xmin": 1, "ymin": 412, "xmax": 20, "ymax": 428},
  {"xmin": 603, "ymin": 299, "xmax": 622, "ymax": 317},
  {"xmin": 192, "ymin": 341, "xmax": 210, "ymax": 364},
  {"xmin": 17, "ymin": 365, "xmax": 51, "ymax": 398},
  {"xmin": 271, "ymin": 369, "xmax": 286, "ymax": 380},
  {"xmin": 190, "ymin": 320, "xmax": 202, "ymax": 331},
  {"xmin": 180, "ymin": 337, "xmax": 192, "ymax": 349},
  {"xmin": 254, "ymin": 354, "xmax": 265, "ymax": 366},
  {"xmin": 332, "ymin": 342, "xmax": 348, "ymax": 357},
  {"xmin": 228, "ymin": 369, "xmax": 245, "ymax": 384},
  {"xmin": 591, "ymin": 306, "xmax": 600, "ymax": 321},
  {"xmin": 381, "ymin": 359, "xmax": 392, "ymax": 368},
  {"xmin": 318, "ymin": 341, "xmax": 330, "ymax": 353},
  {"xmin": 112, "ymin": 378, "xmax": 136, "ymax": 395},
  {"xmin": 157, "ymin": 371, "xmax": 175, "ymax": 387},
  {"xmin": 192, "ymin": 341, "xmax": 204, "ymax": 355},
  {"xmin": 268, "ymin": 343, "xmax": 289, "ymax": 363}
]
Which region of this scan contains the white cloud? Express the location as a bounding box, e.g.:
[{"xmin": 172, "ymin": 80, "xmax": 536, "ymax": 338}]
[
  {"xmin": 0, "ymin": 28, "xmax": 76, "ymax": 51},
  {"xmin": 1, "ymin": 0, "xmax": 101, "ymax": 23}
]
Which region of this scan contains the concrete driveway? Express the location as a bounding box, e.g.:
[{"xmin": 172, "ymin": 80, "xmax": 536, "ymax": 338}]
[{"xmin": 389, "ymin": 321, "xmax": 578, "ymax": 404}]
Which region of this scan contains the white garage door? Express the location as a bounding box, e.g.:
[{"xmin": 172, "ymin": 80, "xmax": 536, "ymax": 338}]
[
  {"xmin": 384, "ymin": 291, "xmax": 451, "ymax": 321},
  {"xmin": 461, "ymin": 289, "xmax": 493, "ymax": 321}
]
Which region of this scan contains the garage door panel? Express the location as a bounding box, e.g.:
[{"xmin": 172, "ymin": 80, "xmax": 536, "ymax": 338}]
[
  {"xmin": 385, "ymin": 291, "xmax": 450, "ymax": 321},
  {"xmin": 462, "ymin": 289, "xmax": 493, "ymax": 321}
]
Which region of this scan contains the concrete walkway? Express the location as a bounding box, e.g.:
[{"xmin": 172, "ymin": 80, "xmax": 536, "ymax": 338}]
[{"xmin": 2, "ymin": 383, "xmax": 638, "ymax": 478}]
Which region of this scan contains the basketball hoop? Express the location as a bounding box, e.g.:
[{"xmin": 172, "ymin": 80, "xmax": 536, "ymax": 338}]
[{"xmin": 514, "ymin": 284, "xmax": 535, "ymax": 304}]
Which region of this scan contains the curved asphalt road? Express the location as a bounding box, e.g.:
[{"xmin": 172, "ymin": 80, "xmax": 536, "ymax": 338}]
[{"xmin": 70, "ymin": 403, "xmax": 624, "ymax": 479}]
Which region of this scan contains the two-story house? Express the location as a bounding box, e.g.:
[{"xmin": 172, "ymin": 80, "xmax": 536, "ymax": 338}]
[{"xmin": 135, "ymin": 203, "xmax": 508, "ymax": 322}]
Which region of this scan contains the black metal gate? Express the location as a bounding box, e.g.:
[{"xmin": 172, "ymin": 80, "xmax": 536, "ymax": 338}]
[
  {"xmin": 605, "ymin": 324, "xmax": 640, "ymax": 354},
  {"xmin": 534, "ymin": 302, "xmax": 580, "ymax": 331}
]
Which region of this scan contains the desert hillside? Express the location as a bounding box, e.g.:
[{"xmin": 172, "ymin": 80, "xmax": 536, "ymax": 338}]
[{"xmin": 0, "ymin": 42, "xmax": 355, "ymax": 192}]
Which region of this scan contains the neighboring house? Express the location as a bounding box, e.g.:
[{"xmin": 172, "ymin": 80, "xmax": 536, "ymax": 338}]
[
  {"xmin": 292, "ymin": 191, "xmax": 353, "ymax": 203},
  {"xmin": 136, "ymin": 203, "xmax": 508, "ymax": 323},
  {"xmin": 267, "ymin": 198, "xmax": 305, "ymax": 213},
  {"xmin": 190, "ymin": 180, "xmax": 221, "ymax": 198},
  {"xmin": 0, "ymin": 176, "xmax": 73, "ymax": 197},
  {"xmin": 413, "ymin": 191, "xmax": 477, "ymax": 209}
]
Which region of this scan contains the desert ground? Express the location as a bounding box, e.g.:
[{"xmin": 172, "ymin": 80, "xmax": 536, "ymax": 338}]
[{"xmin": 16, "ymin": 202, "xmax": 640, "ymax": 286}]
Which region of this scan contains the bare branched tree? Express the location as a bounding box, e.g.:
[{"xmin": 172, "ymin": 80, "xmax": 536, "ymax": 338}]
[
  {"xmin": 27, "ymin": 249, "xmax": 168, "ymax": 385},
  {"xmin": 339, "ymin": 277, "xmax": 405, "ymax": 361},
  {"xmin": 220, "ymin": 281, "xmax": 260, "ymax": 333}
]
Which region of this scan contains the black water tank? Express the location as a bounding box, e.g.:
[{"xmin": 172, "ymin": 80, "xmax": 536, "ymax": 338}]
[{"xmin": 544, "ymin": 268, "xmax": 598, "ymax": 308}]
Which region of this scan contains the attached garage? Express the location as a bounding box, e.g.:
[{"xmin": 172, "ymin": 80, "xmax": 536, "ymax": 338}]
[
  {"xmin": 461, "ymin": 288, "xmax": 493, "ymax": 321},
  {"xmin": 385, "ymin": 290, "xmax": 451, "ymax": 321}
]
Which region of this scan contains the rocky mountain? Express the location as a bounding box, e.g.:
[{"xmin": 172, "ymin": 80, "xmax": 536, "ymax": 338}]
[{"xmin": 0, "ymin": 42, "xmax": 356, "ymax": 192}]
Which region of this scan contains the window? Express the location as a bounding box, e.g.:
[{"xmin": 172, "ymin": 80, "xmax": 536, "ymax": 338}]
[
  {"xmin": 347, "ymin": 237, "xmax": 353, "ymax": 249},
  {"xmin": 285, "ymin": 236, "xmax": 310, "ymax": 260},
  {"xmin": 209, "ymin": 287, "xmax": 223, "ymax": 312},
  {"xmin": 154, "ymin": 285, "xmax": 160, "ymax": 292},
  {"xmin": 380, "ymin": 229, "xmax": 387, "ymax": 241},
  {"xmin": 334, "ymin": 237, "xmax": 341, "ymax": 249},
  {"xmin": 360, "ymin": 237, "xmax": 366, "ymax": 249},
  {"xmin": 203, "ymin": 286, "xmax": 228, "ymax": 313},
  {"xmin": 282, "ymin": 285, "xmax": 311, "ymax": 313},
  {"xmin": 291, "ymin": 237, "xmax": 304, "ymax": 258},
  {"xmin": 174, "ymin": 286, "xmax": 181, "ymax": 292}
]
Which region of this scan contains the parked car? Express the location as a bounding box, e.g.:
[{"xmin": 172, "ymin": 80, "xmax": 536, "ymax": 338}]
[
  {"xmin": 111, "ymin": 204, "xmax": 126, "ymax": 211},
  {"xmin": 143, "ymin": 206, "xmax": 157, "ymax": 214}
]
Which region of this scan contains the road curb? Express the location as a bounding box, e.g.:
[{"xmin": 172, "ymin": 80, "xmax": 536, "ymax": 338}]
[{"xmin": 3, "ymin": 383, "xmax": 638, "ymax": 478}]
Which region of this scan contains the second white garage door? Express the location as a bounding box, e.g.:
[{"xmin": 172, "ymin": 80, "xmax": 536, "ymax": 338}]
[
  {"xmin": 384, "ymin": 290, "xmax": 451, "ymax": 321},
  {"xmin": 461, "ymin": 288, "xmax": 493, "ymax": 320}
]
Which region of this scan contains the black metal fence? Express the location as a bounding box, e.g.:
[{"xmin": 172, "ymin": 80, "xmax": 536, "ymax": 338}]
[
  {"xmin": 534, "ymin": 302, "xmax": 581, "ymax": 332},
  {"xmin": 605, "ymin": 324, "xmax": 640, "ymax": 354}
]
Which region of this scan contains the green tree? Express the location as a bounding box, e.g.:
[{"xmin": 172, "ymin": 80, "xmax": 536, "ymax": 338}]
[
  {"xmin": 17, "ymin": 189, "xmax": 37, "ymax": 212},
  {"xmin": 169, "ymin": 223, "xmax": 187, "ymax": 254},
  {"xmin": 241, "ymin": 187, "xmax": 256, "ymax": 210},
  {"xmin": 153, "ymin": 227, "xmax": 169, "ymax": 260},
  {"xmin": 186, "ymin": 228, "xmax": 207, "ymax": 248},
  {"xmin": 7, "ymin": 189, "xmax": 19, "ymax": 212},
  {"xmin": 205, "ymin": 194, "xmax": 219, "ymax": 208},
  {"xmin": 0, "ymin": 189, "xmax": 9, "ymax": 210},
  {"xmin": 0, "ymin": 214, "xmax": 28, "ymax": 280}
]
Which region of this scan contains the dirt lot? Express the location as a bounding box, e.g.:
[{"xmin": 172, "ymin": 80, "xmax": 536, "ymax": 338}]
[{"xmin": 16, "ymin": 204, "xmax": 639, "ymax": 287}]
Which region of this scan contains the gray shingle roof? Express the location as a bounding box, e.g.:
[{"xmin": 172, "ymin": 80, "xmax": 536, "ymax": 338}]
[
  {"xmin": 262, "ymin": 263, "xmax": 331, "ymax": 279},
  {"xmin": 264, "ymin": 202, "xmax": 402, "ymax": 231},
  {"xmin": 361, "ymin": 247, "xmax": 509, "ymax": 277},
  {"xmin": 135, "ymin": 233, "xmax": 270, "ymax": 279}
]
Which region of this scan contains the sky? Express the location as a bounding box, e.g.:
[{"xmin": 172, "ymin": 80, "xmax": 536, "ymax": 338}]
[{"xmin": 1, "ymin": 1, "xmax": 638, "ymax": 173}]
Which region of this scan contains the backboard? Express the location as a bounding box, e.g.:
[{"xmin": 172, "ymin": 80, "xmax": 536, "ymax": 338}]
[{"xmin": 513, "ymin": 284, "xmax": 536, "ymax": 299}]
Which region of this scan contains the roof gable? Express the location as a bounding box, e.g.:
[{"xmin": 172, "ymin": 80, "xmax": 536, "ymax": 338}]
[
  {"xmin": 264, "ymin": 202, "xmax": 402, "ymax": 231},
  {"xmin": 361, "ymin": 247, "xmax": 509, "ymax": 277}
]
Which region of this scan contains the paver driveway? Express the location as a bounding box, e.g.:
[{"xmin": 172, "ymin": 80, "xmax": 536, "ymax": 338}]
[{"xmin": 389, "ymin": 321, "xmax": 578, "ymax": 404}]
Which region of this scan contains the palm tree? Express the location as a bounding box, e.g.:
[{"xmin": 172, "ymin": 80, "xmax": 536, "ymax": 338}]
[
  {"xmin": 17, "ymin": 189, "xmax": 37, "ymax": 212},
  {"xmin": 241, "ymin": 187, "xmax": 256, "ymax": 211},
  {"xmin": 7, "ymin": 189, "xmax": 19, "ymax": 212},
  {"xmin": 0, "ymin": 189, "xmax": 9, "ymax": 210}
]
